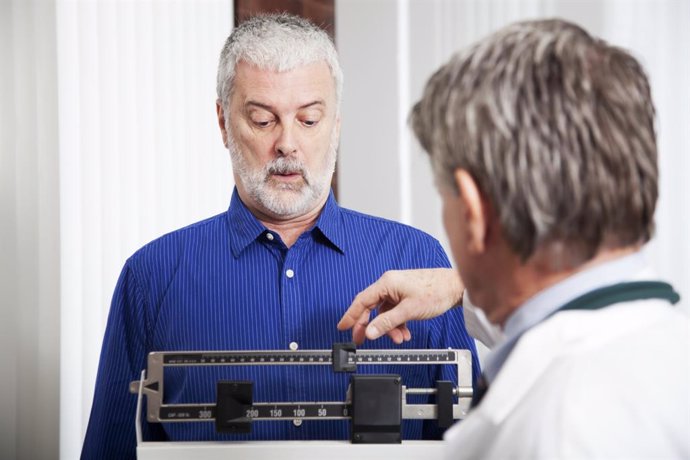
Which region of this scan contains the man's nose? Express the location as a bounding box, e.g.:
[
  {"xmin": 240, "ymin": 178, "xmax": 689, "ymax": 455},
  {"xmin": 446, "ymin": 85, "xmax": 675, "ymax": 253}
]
[{"xmin": 275, "ymin": 124, "xmax": 298, "ymax": 156}]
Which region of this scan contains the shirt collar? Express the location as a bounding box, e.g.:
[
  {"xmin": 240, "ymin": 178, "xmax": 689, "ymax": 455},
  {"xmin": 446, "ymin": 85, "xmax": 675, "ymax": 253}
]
[
  {"xmin": 225, "ymin": 187, "xmax": 346, "ymax": 257},
  {"xmin": 312, "ymin": 190, "xmax": 347, "ymax": 254},
  {"xmin": 483, "ymin": 250, "xmax": 648, "ymax": 382},
  {"xmin": 226, "ymin": 188, "xmax": 269, "ymax": 258}
]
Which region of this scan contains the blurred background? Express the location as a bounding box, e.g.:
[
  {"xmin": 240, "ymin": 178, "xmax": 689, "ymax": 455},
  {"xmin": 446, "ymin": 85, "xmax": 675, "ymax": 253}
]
[{"xmin": 1, "ymin": 0, "xmax": 688, "ymax": 458}]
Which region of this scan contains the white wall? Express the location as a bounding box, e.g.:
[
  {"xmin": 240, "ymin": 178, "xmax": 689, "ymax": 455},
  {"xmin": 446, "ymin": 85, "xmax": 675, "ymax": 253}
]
[
  {"xmin": 1, "ymin": 1, "xmax": 60, "ymax": 459},
  {"xmin": 337, "ymin": 0, "xmax": 690, "ymax": 312}
]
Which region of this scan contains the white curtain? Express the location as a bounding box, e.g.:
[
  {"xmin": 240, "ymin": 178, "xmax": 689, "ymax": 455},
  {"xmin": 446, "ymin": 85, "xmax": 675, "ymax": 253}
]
[{"xmin": 56, "ymin": 1, "xmax": 234, "ymax": 458}]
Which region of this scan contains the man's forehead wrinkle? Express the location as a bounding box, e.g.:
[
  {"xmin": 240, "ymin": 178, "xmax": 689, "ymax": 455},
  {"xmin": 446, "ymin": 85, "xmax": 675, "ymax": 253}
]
[{"xmin": 234, "ymin": 64, "xmax": 335, "ymax": 114}]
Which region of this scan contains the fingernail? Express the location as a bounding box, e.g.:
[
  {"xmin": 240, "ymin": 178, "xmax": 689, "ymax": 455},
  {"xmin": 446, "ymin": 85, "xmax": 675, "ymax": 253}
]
[{"xmin": 367, "ymin": 325, "xmax": 380, "ymax": 339}]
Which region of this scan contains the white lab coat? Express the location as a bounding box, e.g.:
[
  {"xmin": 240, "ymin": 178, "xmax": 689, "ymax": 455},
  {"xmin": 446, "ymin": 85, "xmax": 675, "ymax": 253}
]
[{"xmin": 446, "ymin": 298, "xmax": 690, "ymax": 459}]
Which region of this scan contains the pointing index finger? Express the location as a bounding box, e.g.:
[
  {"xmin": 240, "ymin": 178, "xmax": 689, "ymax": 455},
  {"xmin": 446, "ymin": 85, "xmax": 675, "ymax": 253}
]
[{"xmin": 337, "ymin": 277, "xmax": 389, "ymax": 331}]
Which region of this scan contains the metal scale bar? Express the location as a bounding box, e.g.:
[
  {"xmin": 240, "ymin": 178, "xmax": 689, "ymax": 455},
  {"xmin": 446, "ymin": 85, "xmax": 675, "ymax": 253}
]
[
  {"xmin": 130, "ymin": 348, "xmax": 474, "ymax": 424},
  {"xmin": 157, "ymin": 402, "xmax": 350, "ymax": 422},
  {"xmin": 162, "ymin": 349, "xmax": 459, "ymax": 366}
]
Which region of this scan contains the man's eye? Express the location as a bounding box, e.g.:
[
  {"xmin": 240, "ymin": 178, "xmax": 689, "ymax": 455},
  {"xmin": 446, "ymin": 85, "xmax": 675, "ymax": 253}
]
[
  {"xmin": 302, "ymin": 120, "xmax": 318, "ymax": 127},
  {"xmin": 253, "ymin": 120, "xmax": 273, "ymax": 128}
]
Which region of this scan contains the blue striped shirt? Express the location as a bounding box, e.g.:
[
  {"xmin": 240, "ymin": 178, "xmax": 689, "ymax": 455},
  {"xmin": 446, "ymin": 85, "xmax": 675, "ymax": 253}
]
[{"xmin": 81, "ymin": 188, "xmax": 479, "ymax": 459}]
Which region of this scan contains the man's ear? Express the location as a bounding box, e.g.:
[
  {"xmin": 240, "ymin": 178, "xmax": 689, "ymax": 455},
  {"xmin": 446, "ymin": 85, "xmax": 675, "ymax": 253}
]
[
  {"xmin": 454, "ymin": 168, "xmax": 488, "ymax": 254},
  {"xmin": 216, "ymin": 101, "xmax": 228, "ymax": 148}
]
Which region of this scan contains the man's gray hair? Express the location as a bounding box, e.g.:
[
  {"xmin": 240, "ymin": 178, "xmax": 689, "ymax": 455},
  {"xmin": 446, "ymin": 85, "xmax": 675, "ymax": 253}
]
[
  {"xmin": 411, "ymin": 19, "xmax": 658, "ymax": 263},
  {"xmin": 216, "ymin": 14, "xmax": 343, "ymax": 112}
]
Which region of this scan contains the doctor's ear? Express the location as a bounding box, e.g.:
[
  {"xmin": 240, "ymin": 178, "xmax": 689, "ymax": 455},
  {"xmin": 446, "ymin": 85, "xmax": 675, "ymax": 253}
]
[{"xmin": 454, "ymin": 169, "xmax": 489, "ymax": 254}]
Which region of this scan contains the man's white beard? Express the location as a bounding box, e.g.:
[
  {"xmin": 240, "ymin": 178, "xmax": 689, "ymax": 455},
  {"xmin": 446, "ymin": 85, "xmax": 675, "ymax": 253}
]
[{"xmin": 228, "ymin": 133, "xmax": 338, "ymax": 219}]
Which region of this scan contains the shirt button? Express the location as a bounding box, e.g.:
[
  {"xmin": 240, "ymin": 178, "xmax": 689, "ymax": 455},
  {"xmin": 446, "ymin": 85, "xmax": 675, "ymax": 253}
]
[
  {"xmin": 293, "ymin": 419, "xmax": 302, "ymax": 427},
  {"xmin": 266, "ymin": 232, "xmax": 274, "ymax": 241},
  {"xmin": 285, "ymin": 269, "xmax": 294, "ymax": 278},
  {"xmin": 289, "ymin": 342, "xmax": 299, "ymax": 351}
]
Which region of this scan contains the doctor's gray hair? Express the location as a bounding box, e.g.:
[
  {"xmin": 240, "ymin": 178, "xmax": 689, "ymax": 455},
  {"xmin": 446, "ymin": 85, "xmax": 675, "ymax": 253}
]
[
  {"xmin": 411, "ymin": 19, "xmax": 658, "ymax": 264},
  {"xmin": 216, "ymin": 14, "xmax": 343, "ymax": 113}
]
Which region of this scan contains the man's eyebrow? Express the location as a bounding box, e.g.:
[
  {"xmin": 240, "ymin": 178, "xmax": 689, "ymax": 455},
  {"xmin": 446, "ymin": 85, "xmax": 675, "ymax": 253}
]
[
  {"xmin": 298, "ymin": 100, "xmax": 326, "ymax": 110},
  {"xmin": 245, "ymin": 100, "xmax": 274, "ymax": 111},
  {"xmin": 244, "ymin": 100, "xmax": 326, "ymax": 111}
]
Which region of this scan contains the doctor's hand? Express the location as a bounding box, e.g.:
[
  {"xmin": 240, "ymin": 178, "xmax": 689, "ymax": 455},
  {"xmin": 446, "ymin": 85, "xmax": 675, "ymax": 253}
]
[{"xmin": 337, "ymin": 268, "xmax": 464, "ymax": 345}]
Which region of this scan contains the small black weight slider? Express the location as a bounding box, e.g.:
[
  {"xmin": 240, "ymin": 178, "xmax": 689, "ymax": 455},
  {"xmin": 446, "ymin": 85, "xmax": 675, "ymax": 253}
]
[
  {"xmin": 215, "ymin": 381, "xmax": 253, "ymax": 434},
  {"xmin": 435, "ymin": 380, "xmax": 454, "ymax": 428},
  {"xmin": 332, "ymin": 342, "xmax": 357, "ymax": 373},
  {"xmin": 350, "ymin": 374, "xmax": 402, "ymax": 444}
]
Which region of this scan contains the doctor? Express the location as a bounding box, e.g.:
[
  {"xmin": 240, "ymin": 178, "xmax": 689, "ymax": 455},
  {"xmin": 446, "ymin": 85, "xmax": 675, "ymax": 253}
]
[{"xmin": 338, "ymin": 19, "xmax": 690, "ymax": 458}]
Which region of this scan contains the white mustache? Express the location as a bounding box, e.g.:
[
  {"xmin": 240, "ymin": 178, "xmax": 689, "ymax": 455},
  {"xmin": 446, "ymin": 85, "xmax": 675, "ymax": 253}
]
[{"xmin": 266, "ymin": 158, "xmax": 307, "ymax": 179}]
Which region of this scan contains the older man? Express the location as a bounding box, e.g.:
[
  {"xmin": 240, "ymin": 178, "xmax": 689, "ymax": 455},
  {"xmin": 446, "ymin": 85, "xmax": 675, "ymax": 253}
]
[
  {"xmin": 81, "ymin": 14, "xmax": 478, "ymax": 459},
  {"xmin": 338, "ymin": 19, "xmax": 690, "ymax": 458}
]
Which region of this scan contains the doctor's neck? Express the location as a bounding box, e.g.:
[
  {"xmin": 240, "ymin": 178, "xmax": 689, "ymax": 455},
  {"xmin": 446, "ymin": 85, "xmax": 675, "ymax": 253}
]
[{"xmin": 483, "ymin": 243, "xmax": 642, "ymax": 326}]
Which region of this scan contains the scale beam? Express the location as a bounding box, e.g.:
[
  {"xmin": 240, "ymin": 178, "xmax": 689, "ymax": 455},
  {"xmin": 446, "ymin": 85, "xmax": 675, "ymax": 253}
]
[{"xmin": 130, "ymin": 345, "xmax": 474, "ymax": 443}]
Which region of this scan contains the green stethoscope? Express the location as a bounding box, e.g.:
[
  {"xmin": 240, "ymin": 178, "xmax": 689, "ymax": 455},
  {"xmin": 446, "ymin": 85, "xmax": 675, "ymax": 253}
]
[{"xmin": 557, "ymin": 281, "xmax": 680, "ymax": 312}]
